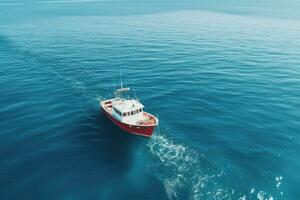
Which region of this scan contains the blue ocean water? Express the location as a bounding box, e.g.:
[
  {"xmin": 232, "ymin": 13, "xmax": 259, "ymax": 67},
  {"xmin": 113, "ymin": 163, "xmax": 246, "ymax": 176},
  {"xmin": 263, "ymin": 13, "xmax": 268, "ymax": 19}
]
[{"xmin": 1, "ymin": 1, "xmax": 300, "ymax": 199}]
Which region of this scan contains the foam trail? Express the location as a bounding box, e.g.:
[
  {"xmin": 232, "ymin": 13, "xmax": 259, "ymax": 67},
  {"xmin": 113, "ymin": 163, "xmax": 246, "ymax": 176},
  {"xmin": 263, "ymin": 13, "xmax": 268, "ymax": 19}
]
[
  {"xmin": 147, "ymin": 131, "xmax": 280, "ymax": 200},
  {"xmin": 147, "ymin": 132, "xmax": 231, "ymax": 200}
]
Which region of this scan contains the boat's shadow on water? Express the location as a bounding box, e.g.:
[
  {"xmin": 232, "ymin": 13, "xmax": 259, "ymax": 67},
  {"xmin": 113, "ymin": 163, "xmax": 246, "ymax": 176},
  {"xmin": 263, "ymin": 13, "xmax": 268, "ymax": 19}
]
[{"xmin": 71, "ymin": 110, "xmax": 168, "ymax": 200}]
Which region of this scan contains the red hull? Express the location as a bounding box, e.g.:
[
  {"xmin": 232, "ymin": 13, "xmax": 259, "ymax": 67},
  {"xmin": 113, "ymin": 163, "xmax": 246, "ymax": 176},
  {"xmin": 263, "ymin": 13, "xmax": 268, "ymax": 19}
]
[{"xmin": 102, "ymin": 107, "xmax": 155, "ymax": 137}]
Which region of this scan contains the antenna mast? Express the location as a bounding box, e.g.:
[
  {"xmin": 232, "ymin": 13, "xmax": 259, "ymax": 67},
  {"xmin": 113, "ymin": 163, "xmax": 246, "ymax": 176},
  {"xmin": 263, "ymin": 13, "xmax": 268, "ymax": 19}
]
[
  {"xmin": 113, "ymin": 74, "xmax": 117, "ymax": 97},
  {"xmin": 120, "ymin": 66, "xmax": 123, "ymax": 89},
  {"xmin": 133, "ymin": 88, "xmax": 138, "ymax": 101}
]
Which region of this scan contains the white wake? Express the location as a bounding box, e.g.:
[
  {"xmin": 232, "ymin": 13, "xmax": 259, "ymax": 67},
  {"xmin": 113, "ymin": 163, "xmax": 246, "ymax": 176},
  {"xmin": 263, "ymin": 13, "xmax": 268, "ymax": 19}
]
[{"xmin": 147, "ymin": 133, "xmax": 230, "ymax": 200}]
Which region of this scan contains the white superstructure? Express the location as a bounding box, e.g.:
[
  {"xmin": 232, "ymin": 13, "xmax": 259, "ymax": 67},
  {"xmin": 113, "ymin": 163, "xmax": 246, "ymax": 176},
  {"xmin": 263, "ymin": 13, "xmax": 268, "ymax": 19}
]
[{"xmin": 111, "ymin": 98, "xmax": 145, "ymax": 124}]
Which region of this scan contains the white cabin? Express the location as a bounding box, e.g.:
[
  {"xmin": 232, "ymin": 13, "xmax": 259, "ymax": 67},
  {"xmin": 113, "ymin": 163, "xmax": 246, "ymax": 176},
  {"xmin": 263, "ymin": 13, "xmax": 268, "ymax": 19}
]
[{"xmin": 111, "ymin": 98, "xmax": 144, "ymax": 124}]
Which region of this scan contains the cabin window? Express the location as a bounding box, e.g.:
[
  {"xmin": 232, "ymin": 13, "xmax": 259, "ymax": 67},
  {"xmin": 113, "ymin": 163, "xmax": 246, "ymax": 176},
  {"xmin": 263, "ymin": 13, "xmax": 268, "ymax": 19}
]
[
  {"xmin": 131, "ymin": 111, "xmax": 134, "ymax": 115},
  {"xmin": 127, "ymin": 112, "xmax": 130, "ymax": 116},
  {"xmin": 114, "ymin": 108, "xmax": 122, "ymax": 116},
  {"xmin": 123, "ymin": 113, "xmax": 126, "ymax": 117}
]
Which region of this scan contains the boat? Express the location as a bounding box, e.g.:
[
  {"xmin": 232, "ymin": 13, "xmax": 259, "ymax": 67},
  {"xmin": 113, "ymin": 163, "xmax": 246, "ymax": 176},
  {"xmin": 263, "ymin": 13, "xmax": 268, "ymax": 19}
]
[{"xmin": 100, "ymin": 87, "xmax": 158, "ymax": 137}]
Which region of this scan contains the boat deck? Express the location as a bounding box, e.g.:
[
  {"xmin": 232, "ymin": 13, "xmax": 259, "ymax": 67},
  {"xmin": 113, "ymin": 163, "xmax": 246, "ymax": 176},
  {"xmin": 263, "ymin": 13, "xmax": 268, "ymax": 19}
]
[{"xmin": 101, "ymin": 99, "xmax": 157, "ymax": 127}]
